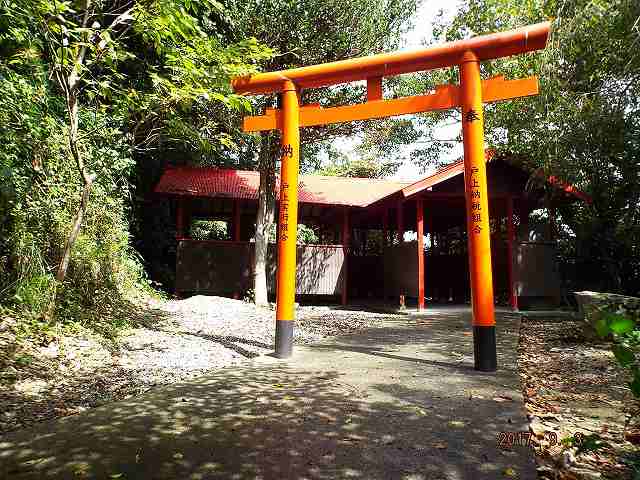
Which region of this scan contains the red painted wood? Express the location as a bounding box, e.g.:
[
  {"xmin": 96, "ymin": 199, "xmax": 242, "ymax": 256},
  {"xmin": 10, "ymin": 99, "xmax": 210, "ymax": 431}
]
[
  {"xmin": 233, "ymin": 200, "xmax": 241, "ymax": 241},
  {"xmin": 382, "ymin": 208, "xmax": 389, "ymax": 247},
  {"xmin": 397, "ymin": 201, "xmax": 404, "ymax": 243},
  {"xmin": 506, "ymin": 196, "xmax": 517, "ymax": 310},
  {"xmin": 417, "ymin": 197, "xmax": 425, "ymax": 310},
  {"xmin": 342, "ymin": 207, "xmax": 350, "ymax": 306},
  {"xmin": 176, "ymin": 199, "xmax": 185, "ymax": 239}
]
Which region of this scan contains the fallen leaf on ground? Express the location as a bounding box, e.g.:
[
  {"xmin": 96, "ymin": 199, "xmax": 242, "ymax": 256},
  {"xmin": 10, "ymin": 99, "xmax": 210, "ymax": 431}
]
[
  {"xmin": 447, "ymin": 420, "xmax": 466, "ymax": 428},
  {"xmin": 503, "ymin": 466, "xmax": 517, "ymax": 477},
  {"xmin": 624, "ymin": 430, "xmax": 640, "ymax": 445},
  {"xmin": 493, "ymin": 395, "xmax": 514, "ymax": 402}
]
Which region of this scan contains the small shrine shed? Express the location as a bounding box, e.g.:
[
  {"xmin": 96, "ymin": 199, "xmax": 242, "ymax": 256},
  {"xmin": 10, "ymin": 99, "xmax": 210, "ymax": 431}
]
[{"xmin": 154, "ymin": 155, "xmax": 590, "ymax": 310}]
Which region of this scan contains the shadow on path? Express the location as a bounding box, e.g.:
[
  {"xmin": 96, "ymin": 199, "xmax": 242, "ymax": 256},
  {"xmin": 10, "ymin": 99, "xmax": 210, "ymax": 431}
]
[{"xmin": 0, "ymin": 312, "xmax": 535, "ymax": 480}]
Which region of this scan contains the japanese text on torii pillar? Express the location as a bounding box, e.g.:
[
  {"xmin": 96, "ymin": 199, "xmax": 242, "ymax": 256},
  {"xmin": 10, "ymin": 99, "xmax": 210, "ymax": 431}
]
[
  {"xmin": 464, "ymin": 108, "xmax": 484, "ymax": 235},
  {"xmin": 468, "ymin": 167, "xmax": 483, "ymax": 234},
  {"xmin": 278, "ymin": 143, "xmax": 294, "ymax": 242}
]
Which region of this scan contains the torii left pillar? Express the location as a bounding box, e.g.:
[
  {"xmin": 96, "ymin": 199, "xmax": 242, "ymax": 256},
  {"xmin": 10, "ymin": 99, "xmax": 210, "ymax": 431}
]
[{"xmin": 274, "ymin": 80, "xmax": 300, "ymax": 358}]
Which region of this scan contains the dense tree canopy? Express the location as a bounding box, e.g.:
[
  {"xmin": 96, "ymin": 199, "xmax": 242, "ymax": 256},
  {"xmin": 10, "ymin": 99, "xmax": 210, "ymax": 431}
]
[{"xmin": 0, "ymin": 0, "xmax": 270, "ymax": 328}]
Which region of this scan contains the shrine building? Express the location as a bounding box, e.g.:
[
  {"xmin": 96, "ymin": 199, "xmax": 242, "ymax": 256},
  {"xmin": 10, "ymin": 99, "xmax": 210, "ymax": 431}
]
[{"xmin": 154, "ymin": 153, "xmax": 590, "ymax": 310}]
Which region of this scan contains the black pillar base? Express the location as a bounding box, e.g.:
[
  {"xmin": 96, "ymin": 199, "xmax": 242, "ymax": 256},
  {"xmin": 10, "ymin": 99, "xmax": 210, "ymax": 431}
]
[
  {"xmin": 473, "ymin": 325, "xmax": 497, "ymax": 372},
  {"xmin": 275, "ymin": 320, "xmax": 293, "ymax": 358}
]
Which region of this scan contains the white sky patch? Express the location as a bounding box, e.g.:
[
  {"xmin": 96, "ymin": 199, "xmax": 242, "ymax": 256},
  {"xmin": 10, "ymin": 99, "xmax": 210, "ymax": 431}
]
[{"xmin": 329, "ymin": 0, "xmax": 464, "ymax": 181}]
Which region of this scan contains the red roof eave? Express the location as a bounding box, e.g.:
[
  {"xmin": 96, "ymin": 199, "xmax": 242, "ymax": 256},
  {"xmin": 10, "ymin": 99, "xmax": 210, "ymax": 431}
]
[
  {"xmin": 397, "ymin": 150, "xmax": 496, "ymax": 200},
  {"xmin": 547, "ymin": 176, "xmax": 592, "ymax": 204},
  {"xmin": 154, "ymin": 153, "xmax": 592, "ymax": 210}
]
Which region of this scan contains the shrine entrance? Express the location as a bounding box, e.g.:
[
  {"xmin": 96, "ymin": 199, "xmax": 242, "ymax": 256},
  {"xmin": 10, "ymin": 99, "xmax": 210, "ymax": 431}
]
[{"xmin": 232, "ymin": 22, "xmax": 551, "ymax": 371}]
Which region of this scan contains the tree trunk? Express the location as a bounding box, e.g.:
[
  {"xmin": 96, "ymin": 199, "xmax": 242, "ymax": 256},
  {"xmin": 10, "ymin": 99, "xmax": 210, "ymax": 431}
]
[
  {"xmin": 49, "ymin": 49, "xmax": 95, "ymax": 319},
  {"xmin": 253, "ymin": 134, "xmax": 277, "ymax": 306},
  {"xmin": 56, "ymin": 180, "xmax": 93, "ymax": 283}
]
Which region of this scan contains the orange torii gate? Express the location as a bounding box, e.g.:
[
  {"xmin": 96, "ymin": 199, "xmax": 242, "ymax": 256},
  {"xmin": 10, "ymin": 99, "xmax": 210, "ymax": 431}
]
[{"xmin": 232, "ymin": 22, "xmax": 551, "ymax": 371}]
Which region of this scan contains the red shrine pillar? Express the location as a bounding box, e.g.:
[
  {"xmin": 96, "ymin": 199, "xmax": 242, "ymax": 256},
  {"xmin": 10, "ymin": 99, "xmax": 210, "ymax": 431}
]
[
  {"xmin": 397, "ymin": 201, "xmax": 405, "ymax": 306},
  {"xmin": 342, "ymin": 207, "xmax": 350, "ymax": 306},
  {"xmin": 416, "ymin": 197, "xmax": 425, "ymax": 310},
  {"xmin": 461, "ymin": 51, "xmax": 497, "ymax": 372},
  {"xmin": 506, "ymin": 196, "xmax": 517, "ymax": 311},
  {"xmin": 232, "ymin": 199, "xmax": 242, "ymax": 299},
  {"xmin": 382, "ymin": 207, "xmax": 389, "ymax": 248},
  {"xmin": 233, "ymin": 199, "xmax": 241, "ymax": 241},
  {"xmin": 176, "ymin": 198, "xmax": 185, "ymax": 239},
  {"xmin": 397, "ymin": 201, "xmax": 404, "ymax": 243}
]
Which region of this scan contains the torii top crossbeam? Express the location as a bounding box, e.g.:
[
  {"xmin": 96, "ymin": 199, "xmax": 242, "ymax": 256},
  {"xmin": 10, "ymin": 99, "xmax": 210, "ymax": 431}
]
[
  {"xmin": 232, "ymin": 22, "xmax": 551, "ymax": 371},
  {"xmin": 232, "ymin": 22, "xmax": 550, "ymax": 94}
]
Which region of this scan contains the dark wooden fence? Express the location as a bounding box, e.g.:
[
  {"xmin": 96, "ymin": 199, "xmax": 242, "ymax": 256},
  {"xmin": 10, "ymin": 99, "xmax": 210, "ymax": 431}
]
[
  {"xmin": 176, "ymin": 240, "xmax": 344, "ymax": 296},
  {"xmin": 513, "ymin": 241, "xmax": 561, "ymax": 305},
  {"xmin": 176, "ymin": 240, "xmax": 254, "ymax": 296},
  {"xmin": 176, "ymin": 239, "xmax": 560, "ymax": 305}
]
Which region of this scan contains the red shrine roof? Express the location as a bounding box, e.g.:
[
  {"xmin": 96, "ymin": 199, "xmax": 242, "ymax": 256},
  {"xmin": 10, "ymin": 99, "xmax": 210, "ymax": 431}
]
[
  {"xmin": 154, "ymin": 167, "xmax": 410, "ymax": 207},
  {"xmin": 155, "ymin": 155, "xmax": 591, "ymax": 207}
]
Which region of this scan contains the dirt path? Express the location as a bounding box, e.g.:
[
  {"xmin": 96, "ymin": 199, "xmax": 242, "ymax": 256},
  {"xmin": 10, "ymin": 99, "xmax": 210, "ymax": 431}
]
[{"xmin": 0, "ymin": 296, "xmax": 394, "ymax": 435}]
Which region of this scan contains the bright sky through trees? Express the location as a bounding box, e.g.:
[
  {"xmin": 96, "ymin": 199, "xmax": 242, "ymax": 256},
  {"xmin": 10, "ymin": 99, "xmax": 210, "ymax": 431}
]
[{"xmin": 332, "ymin": 0, "xmax": 463, "ymax": 180}]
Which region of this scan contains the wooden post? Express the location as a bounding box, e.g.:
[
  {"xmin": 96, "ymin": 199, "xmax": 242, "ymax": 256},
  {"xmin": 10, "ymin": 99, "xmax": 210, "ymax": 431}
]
[
  {"xmin": 342, "ymin": 207, "xmax": 350, "ymax": 306},
  {"xmin": 519, "ymin": 204, "xmax": 530, "ymax": 241},
  {"xmin": 417, "ymin": 197, "xmax": 425, "ymax": 310},
  {"xmin": 548, "ymin": 204, "xmax": 556, "ymax": 241},
  {"xmin": 382, "ymin": 208, "xmax": 389, "ymax": 248},
  {"xmin": 231, "ymin": 200, "xmax": 242, "ymax": 299},
  {"xmin": 176, "ymin": 198, "xmax": 185, "ymax": 239},
  {"xmin": 428, "ymin": 211, "xmax": 434, "ymax": 249},
  {"xmin": 506, "ymin": 197, "xmax": 517, "ymax": 311},
  {"xmin": 367, "ymin": 76, "xmax": 383, "ymax": 101},
  {"xmin": 427, "ymin": 206, "xmax": 434, "ymax": 302},
  {"xmin": 397, "ymin": 201, "xmax": 404, "ymax": 244},
  {"xmin": 397, "ymin": 201, "xmax": 405, "ymax": 305},
  {"xmin": 233, "ymin": 199, "xmax": 241, "ymax": 241}
]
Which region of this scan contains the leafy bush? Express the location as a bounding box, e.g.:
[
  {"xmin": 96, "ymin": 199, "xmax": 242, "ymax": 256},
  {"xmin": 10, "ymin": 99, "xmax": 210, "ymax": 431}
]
[
  {"xmin": 297, "ymin": 224, "xmax": 319, "ymax": 245},
  {"xmin": 190, "ymin": 219, "xmax": 229, "ymax": 240},
  {"xmin": 0, "ymin": 65, "xmax": 150, "ymax": 334},
  {"xmin": 265, "ymin": 223, "xmax": 319, "ymax": 245},
  {"xmin": 594, "ymin": 301, "xmax": 640, "ymax": 397}
]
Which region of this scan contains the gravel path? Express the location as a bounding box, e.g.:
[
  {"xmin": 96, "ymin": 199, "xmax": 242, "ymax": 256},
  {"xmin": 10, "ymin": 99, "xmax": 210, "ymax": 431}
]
[{"xmin": 0, "ymin": 296, "xmax": 395, "ymax": 435}]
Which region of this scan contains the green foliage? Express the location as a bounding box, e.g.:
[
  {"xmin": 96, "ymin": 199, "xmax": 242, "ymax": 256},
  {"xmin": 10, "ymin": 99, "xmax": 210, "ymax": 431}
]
[
  {"xmin": 0, "ymin": 62, "xmax": 148, "ymax": 330},
  {"xmin": 242, "ymin": 288, "xmax": 255, "ymax": 303},
  {"xmin": 297, "ymin": 224, "xmax": 319, "ymax": 245},
  {"xmin": 190, "ymin": 219, "xmax": 229, "ymax": 240},
  {"xmin": 226, "ymin": 0, "xmax": 419, "ymax": 172},
  {"xmin": 561, "ymin": 433, "xmax": 606, "ymax": 455},
  {"xmin": 317, "ymin": 147, "xmax": 399, "ymax": 178},
  {"xmin": 575, "ymin": 433, "xmax": 606, "ymax": 455},
  {"xmin": 265, "ymin": 223, "xmax": 318, "ymax": 245},
  {"xmin": 0, "ymin": 0, "xmax": 272, "ymax": 335},
  {"xmin": 595, "ymin": 303, "xmax": 640, "ymax": 398}
]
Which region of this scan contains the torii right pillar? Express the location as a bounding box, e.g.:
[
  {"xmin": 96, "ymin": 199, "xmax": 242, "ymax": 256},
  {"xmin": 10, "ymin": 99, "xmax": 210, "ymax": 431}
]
[{"xmin": 460, "ymin": 51, "xmax": 497, "ymax": 372}]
